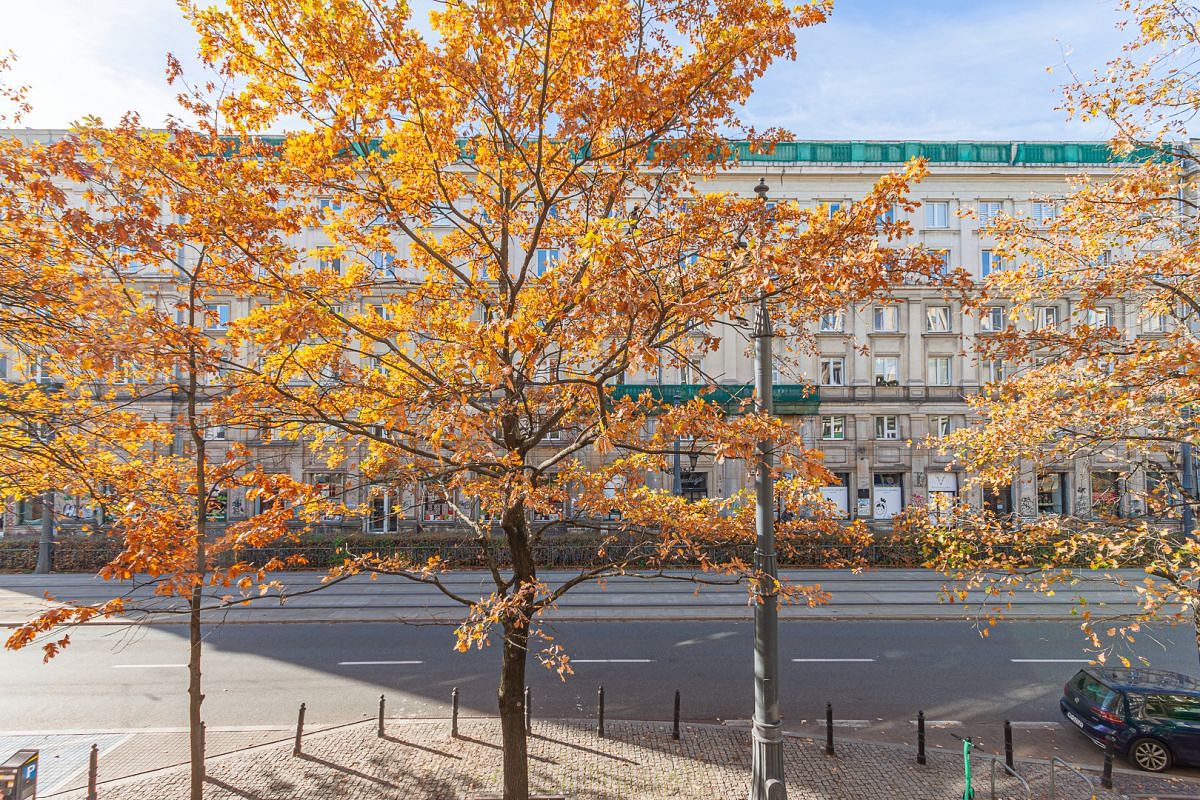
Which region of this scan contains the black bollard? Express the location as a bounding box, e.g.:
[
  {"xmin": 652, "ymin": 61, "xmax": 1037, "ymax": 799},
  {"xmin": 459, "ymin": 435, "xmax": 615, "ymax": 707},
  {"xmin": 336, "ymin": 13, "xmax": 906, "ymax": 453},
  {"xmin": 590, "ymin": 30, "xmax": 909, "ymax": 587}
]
[
  {"xmin": 1102, "ymin": 735, "xmax": 1115, "ymax": 789},
  {"xmin": 597, "ymin": 685, "xmax": 605, "ymax": 738},
  {"xmin": 525, "ymin": 686, "xmax": 532, "ymax": 735},
  {"xmin": 87, "ymin": 743, "xmax": 98, "ymax": 800},
  {"xmin": 451, "ymin": 687, "xmax": 460, "ymax": 738},
  {"xmin": 378, "ymin": 694, "xmax": 386, "ymax": 738},
  {"xmin": 293, "ymin": 702, "xmax": 306, "ymax": 756},
  {"xmin": 673, "ymin": 689, "xmax": 681, "ymax": 740},
  {"xmin": 825, "ymin": 702, "xmax": 834, "ymax": 756},
  {"xmin": 1004, "ymin": 719, "xmax": 1013, "ymax": 769},
  {"xmin": 917, "ymin": 711, "xmax": 926, "ymax": 765}
]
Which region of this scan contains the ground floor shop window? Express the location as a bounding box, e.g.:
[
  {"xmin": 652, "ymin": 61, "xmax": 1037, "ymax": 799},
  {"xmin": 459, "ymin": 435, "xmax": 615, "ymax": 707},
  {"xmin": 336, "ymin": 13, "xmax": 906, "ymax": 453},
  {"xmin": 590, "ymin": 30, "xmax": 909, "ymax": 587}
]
[
  {"xmin": 368, "ymin": 488, "xmax": 403, "ymax": 533},
  {"xmin": 872, "ymin": 473, "xmax": 903, "ymax": 520},
  {"xmin": 820, "ymin": 472, "xmax": 851, "ymax": 519},
  {"xmin": 927, "ymin": 472, "xmax": 958, "ymax": 522},
  {"xmin": 1091, "ymin": 471, "xmax": 1121, "ymax": 517},
  {"xmin": 681, "ymin": 471, "xmax": 708, "ymax": 503},
  {"xmin": 983, "ymin": 484, "xmax": 1013, "ymax": 517},
  {"xmin": 1037, "ymin": 472, "xmax": 1067, "ymax": 515}
]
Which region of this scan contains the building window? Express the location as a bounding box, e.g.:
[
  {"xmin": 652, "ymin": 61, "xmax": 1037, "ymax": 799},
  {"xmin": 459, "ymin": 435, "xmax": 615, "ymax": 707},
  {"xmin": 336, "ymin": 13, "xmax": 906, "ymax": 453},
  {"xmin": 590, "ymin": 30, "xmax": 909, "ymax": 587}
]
[
  {"xmin": 1031, "ymin": 201, "xmax": 1056, "ymax": 226},
  {"xmin": 872, "ymin": 473, "xmax": 904, "ymax": 520},
  {"xmin": 980, "ymin": 306, "xmax": 1005, "ymax": 332},
  {"xmin": 981, "ymin": 359, "xmax": 1006, "ymax": 384},
  {"xmin": 872, "ymin": 306, "xmax": 899, "ymax": 332},
  {"xmin": 367, "ymin": 488, "xmax": 403, "ymax": 533},
  {"xmin": 819, "ymin": 309, "xmax": 845, "ymax": 333},
  {"xmin": 1037, "ymin": 472, "xmax": 1067, "ymax": 515},
  {"xmin": 925, "ymin": 306, "xmax": 951, "ymax": 333},
  {"xmin": 876, "ymin": 204, "xmax": 898, "ymax": 227},
  {"xmin": 203, "ymin": 423, "xmax": 226, "ymax": 441},
  {"xmin": 205, "ymin": 303, "xmax": 231, "ymax": 331},
  {"xmin": 679, "ymin": 356, "xmax": 703, "ymax": 385},
  {"xmin": 874, "ymin": 415, "xmax": 899, "ymax": 440},
  {"xmin": 980, "ymin": 250, "xmax": 1007, "ymax": 278},
  {"xmin": 821, "ymin": 201, "xmax": 842, "ymax": 218},
  {"xmin": 820, "ymin": 415, "xmax": 845, "ymax": 441},
  {"xmin": 17, "ymin": 496, "xmax": 44, "ymax": 525},
  {"xmin": 977, "ymin": 201, "xmax": 1003, "ymax": 226},
  {"xmin": 1035, "ymin": 306, "xmax": 1059, "ymax": 329},
  {"xmin": 680, "ymin": 471, "xmax": 708, "ymax": 502},
  {"xmin": 422, "ymin": 491, "xmax": 453, "ymax": 522},
  {"xmin": 927, "ymin": 356, "xmax": 952, "ymax": 386},
  {"xmin": 371, "ymin": 251, "xmax": 397, "ymax": 275},
  {"xmin": 930, "ymin": 415, "xmax": 953, "ymax": 438},
  {"xmin": 1091, "ymin": 471, "xmax": 1121, "ymax": 517},
  {"xmin": 1084, "ymin": 307, "xmax": 1112, "ymax": 328},
  {"xmin": 925, "ymin": 201, "xmax": 949, "ymax": 228},
  {"xmin": 931, "ymin": 249, "xmax": 951, "ymax": 276},
  {"xmin": 873, "ymin": 356, "xmax": 899, "ymax": 386},
  {"xmin": 1143, "ymin": 312, "xmax": 1169, "ymax": 333},
  {"xmin": 819, "ymin": 357, "xmax": 845, "ymax": 387},
  {"xmin": 534, "ymin": 248, "xmax": 560, "ymax": 276},
  {"xmin": 318, "ymin": 257, "xmax": 342, "ymax": 274}
]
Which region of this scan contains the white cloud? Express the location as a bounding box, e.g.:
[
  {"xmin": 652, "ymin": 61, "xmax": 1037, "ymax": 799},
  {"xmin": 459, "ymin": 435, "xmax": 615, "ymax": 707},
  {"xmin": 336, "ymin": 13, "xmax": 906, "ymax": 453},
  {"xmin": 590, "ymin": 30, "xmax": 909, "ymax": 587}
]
[{"xmin": 1, "ymin": 0, "xmax": 206, "ymax": 128}]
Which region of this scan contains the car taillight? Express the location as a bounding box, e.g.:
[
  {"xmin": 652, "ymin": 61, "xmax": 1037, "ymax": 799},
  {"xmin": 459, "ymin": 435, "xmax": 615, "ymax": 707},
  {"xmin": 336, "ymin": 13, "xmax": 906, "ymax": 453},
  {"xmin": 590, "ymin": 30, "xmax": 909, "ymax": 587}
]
[{"xmin": 1095, "ymin": 709, "xmax": 1123, "ymax": 725}]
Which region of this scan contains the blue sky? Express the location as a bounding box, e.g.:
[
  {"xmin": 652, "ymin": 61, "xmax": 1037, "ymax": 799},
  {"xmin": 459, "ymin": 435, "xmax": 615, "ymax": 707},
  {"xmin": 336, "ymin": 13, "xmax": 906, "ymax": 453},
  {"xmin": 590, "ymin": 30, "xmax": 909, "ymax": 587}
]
[{"xmin": 2, "ymin": 0, "xmax": 1128, "ymax": 140}]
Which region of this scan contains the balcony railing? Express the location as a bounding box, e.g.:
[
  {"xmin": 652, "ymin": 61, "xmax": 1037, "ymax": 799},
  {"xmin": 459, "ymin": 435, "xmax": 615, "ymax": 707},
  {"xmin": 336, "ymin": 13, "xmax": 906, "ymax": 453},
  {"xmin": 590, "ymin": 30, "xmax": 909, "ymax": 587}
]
[{"xmin": 608, "ymin": 383, "xmax": 819, "ymax": 415}]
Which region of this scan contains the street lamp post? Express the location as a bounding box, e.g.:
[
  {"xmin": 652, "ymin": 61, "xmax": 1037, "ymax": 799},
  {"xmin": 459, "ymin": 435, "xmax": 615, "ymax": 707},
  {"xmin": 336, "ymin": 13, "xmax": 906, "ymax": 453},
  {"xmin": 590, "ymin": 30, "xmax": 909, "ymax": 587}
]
[{"xmin": 749, "ymin": 177, "xmax": 786, "ymax": 800}]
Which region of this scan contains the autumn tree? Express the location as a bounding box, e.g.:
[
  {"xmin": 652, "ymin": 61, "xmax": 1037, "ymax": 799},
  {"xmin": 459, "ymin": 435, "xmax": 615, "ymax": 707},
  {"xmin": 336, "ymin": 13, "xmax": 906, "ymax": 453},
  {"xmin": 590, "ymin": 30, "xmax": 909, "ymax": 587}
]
[
  {"xmin": 908, "ymin": 0, "xmax": 1200, "ymax": 665},
  {"xmin": 1, "ymin": 117, "xmax": 331, "ymax": 800},
  {"xmin": 176, "ymin": 1, "xmax": 946, "ymax": 797}
]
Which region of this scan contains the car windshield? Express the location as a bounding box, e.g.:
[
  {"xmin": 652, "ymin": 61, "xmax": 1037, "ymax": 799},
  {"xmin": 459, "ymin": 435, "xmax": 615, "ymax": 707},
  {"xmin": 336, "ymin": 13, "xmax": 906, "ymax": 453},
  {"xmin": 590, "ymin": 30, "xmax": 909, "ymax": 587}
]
[{"xmin": 1072, "ymin": 671, "xmax": 1124, "ymax": 713}]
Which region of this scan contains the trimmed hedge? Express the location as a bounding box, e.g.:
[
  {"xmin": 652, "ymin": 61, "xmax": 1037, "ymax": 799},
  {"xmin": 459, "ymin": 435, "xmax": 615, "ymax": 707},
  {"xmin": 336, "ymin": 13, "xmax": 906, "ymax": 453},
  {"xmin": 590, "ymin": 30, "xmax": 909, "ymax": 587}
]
[{"xmin": 0, "ymin": 531, "xmax": 930, "ymax": 573}]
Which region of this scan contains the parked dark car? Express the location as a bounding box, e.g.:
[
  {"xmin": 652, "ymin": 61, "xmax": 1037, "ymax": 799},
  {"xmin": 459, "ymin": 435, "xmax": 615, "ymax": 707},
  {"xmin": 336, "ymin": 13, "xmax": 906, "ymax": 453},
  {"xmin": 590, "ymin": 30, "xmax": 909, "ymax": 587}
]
[{"xmin": 1061, "ymin": 667, "xmax": 1200, "ymax": 772}]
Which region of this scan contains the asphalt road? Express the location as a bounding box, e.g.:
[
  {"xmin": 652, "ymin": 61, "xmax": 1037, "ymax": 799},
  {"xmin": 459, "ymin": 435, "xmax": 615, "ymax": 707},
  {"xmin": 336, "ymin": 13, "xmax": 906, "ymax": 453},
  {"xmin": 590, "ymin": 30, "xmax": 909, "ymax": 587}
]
[{"xmin": 3, "ymin": 618, "xmax": 1195, "ymax": 733}]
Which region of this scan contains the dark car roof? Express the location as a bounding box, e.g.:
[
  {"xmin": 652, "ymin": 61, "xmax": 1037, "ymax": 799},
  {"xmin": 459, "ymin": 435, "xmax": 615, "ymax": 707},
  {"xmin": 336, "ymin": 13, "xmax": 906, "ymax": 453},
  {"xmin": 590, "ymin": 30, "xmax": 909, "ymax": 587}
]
[{"xmin": 1086, "ymin": 667, "xmax": 1200, "ymax": 695}]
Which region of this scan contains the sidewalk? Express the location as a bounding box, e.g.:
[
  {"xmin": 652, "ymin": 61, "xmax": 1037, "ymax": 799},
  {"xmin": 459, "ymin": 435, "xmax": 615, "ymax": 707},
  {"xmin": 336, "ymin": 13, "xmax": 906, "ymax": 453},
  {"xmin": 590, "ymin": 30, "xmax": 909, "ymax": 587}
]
[
  {"xmin": 38, "ymin": 718, "xmax": 1200, "ymax": 800},
  {"xmin": 0, "ymin": 569, "xmax": 1157, "ymax": 624}
]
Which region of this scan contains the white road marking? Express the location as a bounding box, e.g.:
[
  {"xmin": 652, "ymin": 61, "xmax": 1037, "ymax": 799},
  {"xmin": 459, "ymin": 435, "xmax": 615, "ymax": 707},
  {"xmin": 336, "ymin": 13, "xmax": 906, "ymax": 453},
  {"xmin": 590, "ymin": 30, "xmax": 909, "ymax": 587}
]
[
  {"xmin": 831, "ymin": 720, "xmax": 872, "ymax": 728},
  {"xmin": 111, "ymin": 664, "xmax": 186, "ymax": 669},
  {"xmin": 792, "ymin": 658, "xmax": 876, "ymax": 662},
  {"xmin": 1010, "ymin": 721, "xmax": 1062, "ymax": 730},
  {"xmin": 572, "ymin": 659, "xmax": 656, "ymax": 664},
  {"xmin": 909, "ymin": 719, "xmax": 963, "ymax": 728},
  {"xmin": 1010, "ymin": 658, "xmax": 1092, "ymax": 663},
  {"xmin": 337, "ymin": 660, "xmax": 423, "ymax": 666}
]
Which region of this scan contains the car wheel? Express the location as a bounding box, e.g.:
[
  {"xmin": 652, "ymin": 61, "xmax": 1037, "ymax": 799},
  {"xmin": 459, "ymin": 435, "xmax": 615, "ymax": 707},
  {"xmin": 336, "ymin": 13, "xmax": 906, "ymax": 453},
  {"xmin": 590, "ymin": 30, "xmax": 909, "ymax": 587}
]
[{"xmin": 1129, "ymin": 737, "xmax": 1173, "ymax": 772}]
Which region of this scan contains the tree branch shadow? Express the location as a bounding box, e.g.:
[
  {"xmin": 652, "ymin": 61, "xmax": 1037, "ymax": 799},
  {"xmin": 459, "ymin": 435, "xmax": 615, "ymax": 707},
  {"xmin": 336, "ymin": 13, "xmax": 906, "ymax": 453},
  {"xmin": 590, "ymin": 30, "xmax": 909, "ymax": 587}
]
[
  {"xmin": 380, "ymin": 733, "xmax": 462, "ymax": 759},
  {"xmin": 204, "ymin": 776, "xmax": 269, "ymax": 800},
  {"xmin": 296, "ymin": 753, "xmax": 402, "ymax": 788},
  {"xmin": 530, "ymin": 733, "xmax": 639, "ymax": 765},
  {"xmin": 455, "ymin": 733, "xmax": 558, "ymax": 764}
]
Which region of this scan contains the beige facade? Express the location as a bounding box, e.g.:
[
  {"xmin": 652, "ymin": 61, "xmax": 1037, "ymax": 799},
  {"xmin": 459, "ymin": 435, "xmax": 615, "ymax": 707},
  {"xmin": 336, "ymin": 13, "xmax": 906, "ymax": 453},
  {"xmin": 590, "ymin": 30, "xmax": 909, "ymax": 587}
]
[{"xmin": 0, "ymin": 134, "xmax": 1170, "ymax": 535}]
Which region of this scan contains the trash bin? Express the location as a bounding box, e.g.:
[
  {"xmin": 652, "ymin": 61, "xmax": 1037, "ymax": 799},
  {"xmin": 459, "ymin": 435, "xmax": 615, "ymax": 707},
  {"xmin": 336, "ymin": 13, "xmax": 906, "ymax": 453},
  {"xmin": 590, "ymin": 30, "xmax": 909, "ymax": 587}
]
[{"xmin": 0, "ymin": 750, "xmax": 38, "ymax": 800}]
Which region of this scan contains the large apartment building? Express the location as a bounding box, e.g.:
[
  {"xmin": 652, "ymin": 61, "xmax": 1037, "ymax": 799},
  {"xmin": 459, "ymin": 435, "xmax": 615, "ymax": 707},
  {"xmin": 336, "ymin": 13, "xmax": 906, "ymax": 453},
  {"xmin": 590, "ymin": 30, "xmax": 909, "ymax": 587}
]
[{"xmin": 0, "ymin": 135, "xmax": 1174, "ymax": 536}]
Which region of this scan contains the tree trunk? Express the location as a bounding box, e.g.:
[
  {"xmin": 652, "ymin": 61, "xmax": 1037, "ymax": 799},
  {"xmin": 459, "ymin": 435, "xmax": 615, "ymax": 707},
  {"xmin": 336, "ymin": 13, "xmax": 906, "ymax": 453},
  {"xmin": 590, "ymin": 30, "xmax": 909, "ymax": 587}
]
[
  {"xmin": 499, "ymin": 619, "xmax": 530, "ymax": 800},
  {"xmin": 186, "ymin": 286, "xmax": 206, "ymax": 800},
  {"xmin": 496, "ymin": 497, "xmax": 535, "ymax": 800},
  {"xmin": 188, "ymin": 575, "xmax": 205, "ymax": 800}
]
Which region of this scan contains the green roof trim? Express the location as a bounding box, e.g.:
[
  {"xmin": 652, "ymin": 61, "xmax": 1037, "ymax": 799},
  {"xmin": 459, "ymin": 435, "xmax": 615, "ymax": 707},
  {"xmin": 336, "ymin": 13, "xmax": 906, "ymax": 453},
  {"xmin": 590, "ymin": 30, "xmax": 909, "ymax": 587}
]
[
  {"xmin": 229, "ymin": 135, "xmax": 1161, "ymax": 166},
  {"xmin": 728, "ymin": 140, "xmax": 1160, "ymax": 165},
  {"xmin": 608, "ymin": 383, "xmax": 819, "ymax": 415}
]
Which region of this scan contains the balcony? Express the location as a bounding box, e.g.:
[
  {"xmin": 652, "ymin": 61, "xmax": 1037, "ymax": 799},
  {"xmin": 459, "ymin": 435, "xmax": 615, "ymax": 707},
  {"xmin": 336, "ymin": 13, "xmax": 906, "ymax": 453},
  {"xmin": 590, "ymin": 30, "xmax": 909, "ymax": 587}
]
[{"xmin": 607, "ymin": 383, "xmax": 819, "ymax": 415}]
